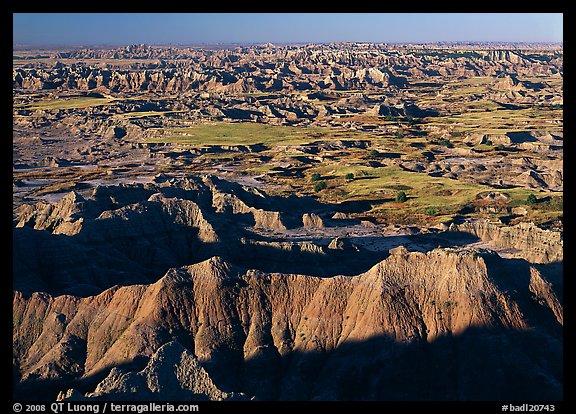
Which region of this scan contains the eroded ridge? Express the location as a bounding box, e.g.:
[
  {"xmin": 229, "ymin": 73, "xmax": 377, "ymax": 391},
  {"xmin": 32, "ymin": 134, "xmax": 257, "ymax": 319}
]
[{"xmin": 13, "ymin": 42, "xmax": 562, "ymax": 401}]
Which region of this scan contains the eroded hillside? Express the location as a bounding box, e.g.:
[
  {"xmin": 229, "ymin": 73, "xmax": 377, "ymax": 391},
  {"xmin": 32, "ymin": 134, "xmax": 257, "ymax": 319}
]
[{"xmin": 13, "ymin": 42, "xmax": 562, "ymax": 401}]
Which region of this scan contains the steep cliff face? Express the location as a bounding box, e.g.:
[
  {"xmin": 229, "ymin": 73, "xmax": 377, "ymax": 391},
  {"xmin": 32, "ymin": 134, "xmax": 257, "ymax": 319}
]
[
  {"xmin": 529, "ymin": 266, "xmax": 563, "ymax": 325},
  {"xmin": 58, "ymin": 341, "xmax": 247, "ymax": 401},
  {"xmin": 12, "ymin": 177, "xmax": 372, "ymax": 296},
  {"xmin": 12, "ymin": 176, "xmax": 563, "ymax": 400},
  {"xmin": 451, "ymin": 220, "xmax": 563, "ymax": 263},
  {"xmin": 13, "ymin": 183, "xmax": 221, "ymax": 296},
  {"xmin": 205, "ymin": 176, "xmax": 289, "ymax": 231},
  {"xmin": 14, "ymin": 248, "xmax": 562, "ymax": 400},
  {"xmin": 15, "ymin": 191, "xmax": 86, "ymax": 236}
]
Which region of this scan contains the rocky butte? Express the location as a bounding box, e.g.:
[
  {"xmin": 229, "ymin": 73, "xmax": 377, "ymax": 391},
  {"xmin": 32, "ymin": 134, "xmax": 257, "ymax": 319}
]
[{"xmin": 13, "ymin": 42, "xmax": 562, "ymax": 401}]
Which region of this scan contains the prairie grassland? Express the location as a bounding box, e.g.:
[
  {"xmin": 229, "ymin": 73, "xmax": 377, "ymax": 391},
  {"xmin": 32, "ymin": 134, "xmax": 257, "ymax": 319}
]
[
  {"xmin": 147, "ymin": 122, "xmax": 380, "ymax": 146},
  {"xmin": 279, "ymin": 162, "xmax": 561, "ymax": 222},
  {"xmin": 144, "ymin": 109, "xmax": 562, "ymax": 224},
  {"xmin": 18, "ymin": 96, "xmax": 113, "ymax": 110}
]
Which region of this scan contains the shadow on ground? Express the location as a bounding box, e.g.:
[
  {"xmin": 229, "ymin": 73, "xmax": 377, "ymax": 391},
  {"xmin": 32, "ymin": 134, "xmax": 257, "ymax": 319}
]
[{"xmin": 13, "ymin": 324, "xmax": 562, "ymax": 401}]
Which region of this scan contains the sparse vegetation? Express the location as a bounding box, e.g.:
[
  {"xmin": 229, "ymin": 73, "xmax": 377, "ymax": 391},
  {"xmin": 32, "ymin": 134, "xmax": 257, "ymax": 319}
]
[
  {"xmin": 147, "ymin": 122, "xmax": 381, "ymax": 147},
  {"xmin": 13, "ymin": 49, "xmax": 562, "ymax": 231},
  {"xmin": 439, "ymin": 139, "xmax": 454, "ymax": 148},
  {"xmin": 536, "ymin": 196, "xmax": 563, "ymax": 212},
  {"xmin": 314, "ymin": 181, "xmax": 327, "ymax": 192},
  {"xmin": 254, "ymin": 159, "xmax": 561, "ymax": 225},
  {"xmin": 19, "ymin": 96, "xmax": 114, "ymax": 111},
  {"xmin": 121, "ymin": 110, "xmax": 184, "ymax": 119},
  {"xmin": 396, "ymin": 191, "xmax": 407, "ymax": 203},
  {"xmin": 425, "ymin": 207, "xmax": 438, "ymax": 216},
  {"xmin": 11, "ymin": 43, "xmax": 565, "ymax": 400}
]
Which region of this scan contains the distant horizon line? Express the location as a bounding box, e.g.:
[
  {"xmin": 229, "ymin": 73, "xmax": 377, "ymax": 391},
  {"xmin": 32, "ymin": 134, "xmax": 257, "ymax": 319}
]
[{"xmin": 13, "ymin": 40, "xmax": 564, "ymax": 49}]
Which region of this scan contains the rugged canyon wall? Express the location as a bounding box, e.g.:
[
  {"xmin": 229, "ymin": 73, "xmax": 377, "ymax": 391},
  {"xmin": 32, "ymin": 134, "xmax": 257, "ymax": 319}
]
[
  {"xmin": 451, "ymin": 220, "xmax": 562, "ymax": 263},
  {"xmin": 14, "ymin": 247, "xmax": 562, "ymax": 400},
  {"xmin": 12, "ymin": 177, "xmax": 563, "ymax": 401}
]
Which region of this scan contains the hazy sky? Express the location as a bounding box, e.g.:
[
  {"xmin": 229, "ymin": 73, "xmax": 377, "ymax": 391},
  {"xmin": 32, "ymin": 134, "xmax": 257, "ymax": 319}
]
[{"xmin": 13, "ymin": 13, "xmax": 563, "ymax": 46}]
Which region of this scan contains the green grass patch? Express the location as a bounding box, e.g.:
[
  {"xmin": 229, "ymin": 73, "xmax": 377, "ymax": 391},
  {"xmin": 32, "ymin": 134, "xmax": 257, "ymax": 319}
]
[
  {"xmin": 21, "ymin": 97, "xmax": 113, "ymax": 110},
  {"xmin": 307, "ymin": 164, "xmax": 497, "ymax": 212},
  {"xmin": 316, "ymin": 165, "xmax": 560, "ymax": 219},
  {"xmin": 147, "ymin": 122, "xmax": 379, "ymax": 147}
]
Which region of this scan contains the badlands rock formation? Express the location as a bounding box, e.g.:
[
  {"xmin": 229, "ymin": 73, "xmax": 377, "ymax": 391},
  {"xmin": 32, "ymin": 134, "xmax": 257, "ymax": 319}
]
[
  {"xmin": 14, "ymin": 248, "xmax": 562, "ymax": 400},
  {"xmin": 13, "ymin": 178, "xmax": 562, "ymax": 401},
  {"xmin": 58, "ymin": 342, "xmax": 247, "ymax": 401},
  {"xmin": 13, "ymin": 44, "xmax": 562, "ymax": 94},
  {"xmin": 452, "ymin": 219, "xmax": 562, "ymax": 263},
  {"xmin": 13, "ymin": 42, "xmax": 563, "ymax": 401}
]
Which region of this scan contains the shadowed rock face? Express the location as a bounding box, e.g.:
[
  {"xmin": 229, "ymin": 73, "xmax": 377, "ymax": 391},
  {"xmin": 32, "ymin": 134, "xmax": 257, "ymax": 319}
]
[
  {"xmin": 57, "ymin": 341, "xmax": 247, "ymax": 401},
  {"xmin": 14, "ymin": 248, "xmax": 562, "ymax": 401},
  {"xmin": 12, "ymin": 176, "xmax": 563, "ymax": 401},
  {"xmin": 14, "ymin": 177, "xmax": 562, "ymax": 297},
  {"xmin": 13, "ymin": 176, "xmax": 390, "ymax": 296},
  {"xmin": 13, "ymin": 42, "xmax": 563, "ymax": 402}
]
